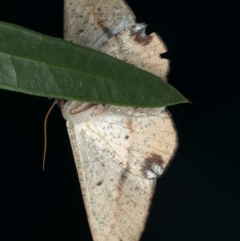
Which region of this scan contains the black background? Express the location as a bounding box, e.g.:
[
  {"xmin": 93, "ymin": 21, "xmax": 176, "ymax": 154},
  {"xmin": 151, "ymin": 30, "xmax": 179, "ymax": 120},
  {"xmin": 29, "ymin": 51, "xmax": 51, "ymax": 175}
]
[{"xmin": 1, "ymin": 0, "xmax": 240, "ymax": 240}]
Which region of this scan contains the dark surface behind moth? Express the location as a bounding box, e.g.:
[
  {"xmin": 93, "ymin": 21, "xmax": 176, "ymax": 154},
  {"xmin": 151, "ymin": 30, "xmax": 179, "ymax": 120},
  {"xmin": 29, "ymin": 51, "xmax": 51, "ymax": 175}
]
[{"xmin": 1, "ymin": 0, "xmax": 240, "ymax": 240}]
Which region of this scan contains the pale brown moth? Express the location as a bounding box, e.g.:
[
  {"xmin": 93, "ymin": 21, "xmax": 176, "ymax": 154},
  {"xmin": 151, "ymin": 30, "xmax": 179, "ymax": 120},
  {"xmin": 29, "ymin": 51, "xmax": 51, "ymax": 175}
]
[{"xmin": 61, "ymin": 0, "xmax": 178, "ymax": 240}]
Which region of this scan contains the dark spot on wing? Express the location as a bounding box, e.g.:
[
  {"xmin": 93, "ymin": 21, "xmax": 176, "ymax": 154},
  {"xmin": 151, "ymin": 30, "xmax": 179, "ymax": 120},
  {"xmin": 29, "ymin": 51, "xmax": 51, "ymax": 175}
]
[
  {"xmin": 145, "ymin": 153, "xmax": 164, "ymax": 166},
  {"xmin": 134, "ymin": 33, "xmax": 153, "ymax": 45},
  {"xmin": 119, "ymin": 171, "xmax": 128, "ymax": 185},
  {"xmin": 142, "ymin": 153, "xmax": 164, "ymax": 178},
  {"xmin": 125, "ymin": 135, "xmax": 129, "ymax": 139},
  {"xmin": 96, "ymin": 180, "xmax": 103, "ymax": 186}
]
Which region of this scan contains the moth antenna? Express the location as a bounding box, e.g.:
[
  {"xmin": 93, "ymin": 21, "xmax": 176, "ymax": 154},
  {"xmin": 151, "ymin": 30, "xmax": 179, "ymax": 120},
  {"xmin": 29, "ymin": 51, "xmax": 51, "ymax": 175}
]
[{"xmin": 43, "ymin": 101, "xmax": 57, "ymax": 170}]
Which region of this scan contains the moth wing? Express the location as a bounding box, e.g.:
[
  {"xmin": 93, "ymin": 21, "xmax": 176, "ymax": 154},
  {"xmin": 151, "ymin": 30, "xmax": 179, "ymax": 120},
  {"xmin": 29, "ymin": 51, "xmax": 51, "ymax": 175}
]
[
  {"xmin": 100, "ymin": 28, "xmax": 169, "ymax": 79},
  {"xmin": 63, "ymin": 103, "xmax": 177, "ymax": 180},
  {"xmin": 64, "ymin": 0, "xmax": 135, "ymax": 49},
  {"xmin": 67, "ymin": 120, "xmax": 156, "ymax": 241},
  {"xmin": 91, "ymin": 106, "xmax": 177, "ymax": 179}
]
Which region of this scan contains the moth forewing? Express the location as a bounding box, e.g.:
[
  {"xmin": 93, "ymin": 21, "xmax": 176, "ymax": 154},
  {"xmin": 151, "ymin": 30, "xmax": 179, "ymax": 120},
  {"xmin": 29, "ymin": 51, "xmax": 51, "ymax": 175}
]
[
  {"xmin": 64, "ymin": 0, "xmax": 135, "ymax": 48},
  {"xmin": 66, "ymin": 117, "xmax": 157, "ymax": 240}
]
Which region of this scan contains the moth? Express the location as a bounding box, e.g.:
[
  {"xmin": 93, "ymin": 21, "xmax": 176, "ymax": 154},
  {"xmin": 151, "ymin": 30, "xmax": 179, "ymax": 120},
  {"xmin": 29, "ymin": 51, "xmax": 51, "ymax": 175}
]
[{"xmin": 61, "ymin": 0, "xmax": 178, "ymax": 240}]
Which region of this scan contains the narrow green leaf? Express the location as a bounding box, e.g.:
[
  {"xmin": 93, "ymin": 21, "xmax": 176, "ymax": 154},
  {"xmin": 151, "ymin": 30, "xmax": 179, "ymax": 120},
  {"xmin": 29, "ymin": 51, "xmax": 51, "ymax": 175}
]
[{"xmin": 0, "ymin": 21, "xmax": 187, "ymax": 107}]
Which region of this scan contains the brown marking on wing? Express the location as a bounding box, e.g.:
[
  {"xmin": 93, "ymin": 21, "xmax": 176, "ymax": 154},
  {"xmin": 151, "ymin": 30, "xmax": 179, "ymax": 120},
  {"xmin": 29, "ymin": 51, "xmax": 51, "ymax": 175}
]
[
  {"xmin": 111, "ymin": 170, "xmax": 128, "ymax": 236},
  {"xmin": 126, "ymin": 147, "xmax": 131, "ymax": 154},
  {"xmin": 125, "ymin": 118, "xmax": 133, "ymax": 133},
  {"xmin": 87, "ymin": 0, "xmax": 110, "ymax": 35},
  {"xmin": 115, "ymin": 171, "xmax": 128, "ymax": 203},
  {"xmin": 133, "ymin": 32, "xmax": 153, "ymax": 45},
  {"xmin": 145, "ymin": 153, "xmax": 164, "ymax": 167},
  {"xmin": 142, "ymin": 153, "xmax": 164, "ymax": 177}
]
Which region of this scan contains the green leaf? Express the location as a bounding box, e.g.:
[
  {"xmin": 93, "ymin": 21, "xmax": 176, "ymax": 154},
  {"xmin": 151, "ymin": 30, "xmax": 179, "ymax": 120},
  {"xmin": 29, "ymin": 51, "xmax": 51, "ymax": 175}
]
[{"xmin": 0, "ymin": 21, "xmax": 187, "ymax": 107}]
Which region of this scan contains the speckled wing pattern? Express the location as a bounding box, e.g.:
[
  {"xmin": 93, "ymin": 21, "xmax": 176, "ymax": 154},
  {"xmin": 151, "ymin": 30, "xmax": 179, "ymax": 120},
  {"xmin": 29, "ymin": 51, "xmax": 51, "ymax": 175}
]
[
  {"xmin": 62, "ymin": 0, "xmax": 178, "ymax": 240},
  {"xmin": 64, "ymin": 0, "xmax": 135, "ymax": 49}
]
